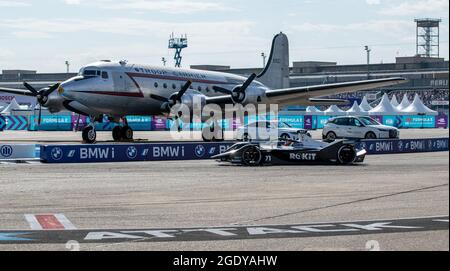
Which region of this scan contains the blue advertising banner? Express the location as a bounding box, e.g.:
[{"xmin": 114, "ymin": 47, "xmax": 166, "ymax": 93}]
[
  {"xmin": 41, "ymin": 142, "xmax": 235, "ymax": 163},
  {"xmin": 0, "ymin": 116, "xmax": 5, "ymax": 131},
  {"xmin": 29, "ymin": 116, "xmax": 72, "ymax": 131},
  {"xmin": 0, "ymin": 116, "xmax": 28, "ymax": 130},
  {"xmin": 278, "ymin": 115, "xmax": 304, "ymax": 129},
  {"xmin": 357, "ymin": 138, "xmax": 449, "ymax": 155},
  {"xmin": 39, "ymin": 137, "xmax": 448, "ymax": 163}
]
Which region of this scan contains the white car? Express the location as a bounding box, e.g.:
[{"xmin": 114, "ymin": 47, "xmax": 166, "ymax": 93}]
[
  {"xmin": 236, "ymin": 121, "xmax": 311, "ymax": 141},
  {"xmin": 322, "ymin": 116, "xmax": 400, "ymax": 142}
]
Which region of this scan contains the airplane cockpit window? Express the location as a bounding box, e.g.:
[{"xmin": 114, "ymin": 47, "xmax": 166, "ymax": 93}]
[
  {"xmin": 82, "ymin": 70, "xmax": 102, "ymax": 78},
  {"xmin": 83, "ymin": 70, "xmax": 97, "ymax": 77},
  {"xmin": 101, "ymin": 71, "xmax": 109, "ymax": 79}
]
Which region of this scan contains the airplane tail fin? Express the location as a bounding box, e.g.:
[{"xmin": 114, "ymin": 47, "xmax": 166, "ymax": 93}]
[{"xmin": 257, "ymin": 32, "xmax": 290, "ymax": 90}]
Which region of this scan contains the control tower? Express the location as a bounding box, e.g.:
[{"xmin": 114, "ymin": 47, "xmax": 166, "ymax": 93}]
[
  {"xmin": 415, "ymin": 18, "xmax": 442, "ymax": 58},
  {"xmin": 169, "ymin": 33, "xmax": 188, "ymax": 68}
]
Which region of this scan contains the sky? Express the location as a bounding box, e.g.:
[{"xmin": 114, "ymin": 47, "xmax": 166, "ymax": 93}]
[{"xmin": 0, "ymin": 0, "xmax": 448, "ymax": 73}]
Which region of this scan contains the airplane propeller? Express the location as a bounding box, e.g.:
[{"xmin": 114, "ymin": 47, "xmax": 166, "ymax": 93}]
[
  {"xmin": 149, "ymin": 80, "xmax": 193, "ymax": 132},
  {"xmin": 150, "ymin": 80, "xmax": 192, "ymax": 113},
  {"xmin": 212, "ymin": 73, "xmax": 257, "ymax": 104},
  {"xmin": 23, "ymin": 82, "xmax": 60, "ymax": 125}
]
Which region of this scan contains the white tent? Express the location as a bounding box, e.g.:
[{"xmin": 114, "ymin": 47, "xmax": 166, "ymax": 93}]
[
  {"xmin": 369, "ymin": 94, "xmax": 400, "ymax": 115},
  {"xmin": 390, "ymin": 95, "xmax": 399, "ymax": 107},
  {"xmin": 396, "ymin": 94, "xmax": 411, "ymax": 111},
  {"xmin": 306, "ymin": 106, "xmax": 323, "ymax": 115},
  {"xmin": 346, "ymin": 101, "xmax": 365, "ymax": 115},
  {"xmin": 324, "ymin": 105, "xmax": 346, "ymax": 116},
  {"xmin": 403, "ymin": 94, "xmax": 438, "ymax": 116},
  {"xmin": 0, "ymin": 98, "xmax": 22, "ymax": 114},
  {"xmin": 359, "ymin": 96, "xmax": 373, "ymax": 112}
]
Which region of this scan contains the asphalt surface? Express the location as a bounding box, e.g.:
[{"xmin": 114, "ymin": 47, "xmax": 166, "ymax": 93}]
[{"xmin": 0, "ymin": 148, "xmax": 448, "ymax": 251}]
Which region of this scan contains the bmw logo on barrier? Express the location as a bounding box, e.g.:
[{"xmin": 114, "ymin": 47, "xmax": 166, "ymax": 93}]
[
  {"xmin": 126, "ymin": 146, "xmax": 138, "ymax": 159},
  {"xmin": 398, "ymin": 141, "xmax": 404, "ymax": 151},
  {"xmin": 0, "ymin": 145, "xmax": 13, "ymax": 158},
  {"xmin": 194, "ymin": 145, "xmax": 206, "ymax": 158},
  {"xmin": 51, "ymin": 147, "xmax": 63, "ymax": 161}
]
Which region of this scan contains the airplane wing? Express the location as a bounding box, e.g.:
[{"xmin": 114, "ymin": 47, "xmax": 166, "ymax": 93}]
[
  {"xmin": 264, "ymin": 77, "xmax": 407, "ymax": 106},
  {"xmin": 205, "ymin": 77, "xmax": 406, "ymax": 106},
  {"xmin": 0, "ymin": 87, "xmax": 36, "ymax": 97}
]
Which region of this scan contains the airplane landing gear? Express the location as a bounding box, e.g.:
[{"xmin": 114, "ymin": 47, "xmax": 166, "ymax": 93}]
[
  {"xmin": 111, "ymin": 117, "xmax": 134, "ymax": 142},
  {"xmin": 112, "ymin": 126, "xmax": 122, "ymax": 141},
  {"xmin": 112, "ymin": 126, "xmax": 134, "ymax": 142},
  {"xmin": 82, "ymin": 126, "xmax": 97, "ymax": 144},
  {"xmin": 121, "ymin": 126, "xmax": 134, "ymax": 141}
]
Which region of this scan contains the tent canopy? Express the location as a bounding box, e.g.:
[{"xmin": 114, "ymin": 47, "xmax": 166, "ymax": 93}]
[
  {"xmin": 396, "ymin": 94, "xmax": 411, "ymax": 111},
  {"xmin": 359, "ymin": 96, "xmax": 373, "ymax": 112},
  {"xmin": 390, "ymin": 95, "xmax": 399, "ymax": 107},
  {"xmin": 403, "ymin": 94, "xmax": 438, "ymax": 116},
  {"xmin": 324, "ymin": 105, "xmax": 346, "ymax": 116},
  {"xmin": 347, "ymin": 101, "xmax": 365, "ymax": 115},
  {"xmin": 306, "ymin": 106, "xmax": 323, "ymax": 115},
  {"xmin": 369, "ymin": 94, "xmax": 400, "ymax": 115}
]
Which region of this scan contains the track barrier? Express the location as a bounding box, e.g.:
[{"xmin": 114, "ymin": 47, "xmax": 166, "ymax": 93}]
[
  {"xmin": 0, "ymin": 144, "xmax": 39, "ymax": 159},
  {"xmin": 39, "ymin": 138, "xmax": 449, "ymax": 164}
]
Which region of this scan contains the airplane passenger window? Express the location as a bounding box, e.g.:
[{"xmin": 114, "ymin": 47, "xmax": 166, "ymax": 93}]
[
  {"xmin": 163, "ymin": 83, "xmax": 168, "ymax": 89},
  {"xmin": 154, "ymin": 82, "xmax": 159, "ymax": 88},
  {"xmin": 198, "ymin": 86, "xmax": 202, "ymax": 92},
  {"xmin": 172, "ymin": 84, "xmax": 177, "ymax": 90},
  {"xmin": 101, "ymin": 71, "xmax": 109, "ymax": 79},
  {"xmin": 206, "ymin": 86, "xmax": 210, "ymax": 92}
]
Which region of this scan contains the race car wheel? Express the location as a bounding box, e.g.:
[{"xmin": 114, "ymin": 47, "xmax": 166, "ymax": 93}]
[
  {"xmin": 326, "ymin": 132, "xmax": 337, "ymax": 142},
  {"xmin": 112, "ymin": 126, "xmax": 122, "ymax": 141},
  {"xmin": 82, "ymin": 126, "xmax": 97, "ymax": 144},
  {"xmin": 337, "ymin": 145, "xmax": 357, "ymax": 165},
  {"xmin": 241, "ymin": 146, "xmax": 262, "ymax": 166},
  {"xmin": 365, "ymin": 132, "xmax": 377, "ymax": 139}
]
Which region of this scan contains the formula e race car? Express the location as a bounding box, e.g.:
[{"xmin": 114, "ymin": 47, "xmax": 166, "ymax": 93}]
[{"xmin": 212, "ymin": 136, "xmax": 367, "ymax": 166}]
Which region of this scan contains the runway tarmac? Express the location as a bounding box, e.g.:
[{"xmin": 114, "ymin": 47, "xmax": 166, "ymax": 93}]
[
  {"xmin": 0, "ymin": 151, "xmax": 448, "ymax": 251},
  {"xmin": 0, "ymin": 129, "xmax": 448, "ymax": 144}
]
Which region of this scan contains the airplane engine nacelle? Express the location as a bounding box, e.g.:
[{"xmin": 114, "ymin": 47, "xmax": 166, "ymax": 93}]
[
  {"xmin": 43, "ymin": 95, "xmax": 66, "ymax": 113},
  {"xmin": 169, "ymin": 91, "xmax": 207, "ymax": 117},
  {"xmin": 231, "ymin": 87, "xmax": 266, "ymax": 106}
]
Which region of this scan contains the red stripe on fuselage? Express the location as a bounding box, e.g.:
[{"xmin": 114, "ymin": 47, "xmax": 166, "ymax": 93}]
[
  {"xmin": 126, "ymin": 72, "xmax": 231, "ymax": 85},
  {"xmin": 74, "ymin": 72, "xmax": 232, "ymax": 98},
  {"xmin": 75, "ymin": 91, "xmax": 145, "ymax": 97}
]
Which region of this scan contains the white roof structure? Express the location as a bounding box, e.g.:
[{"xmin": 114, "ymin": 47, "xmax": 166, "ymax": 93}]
[
  {"xmin": 346, "ymin": 101, "xmax": 365, "ymax": 115},
  {"xmin": 324, "ymin": 105, "xmax": 346, "ymax": 116},
  {"xmin": 306, "ymin": 106, "xmax": 323, "ymax": 115},
  {"xmin": 390, "ymin": 95, "xmax": 399, "ymax": 107},
  {"xmin": 403, "ymin": 94, "xmax": 438, "ymax": 116},
  {"xmin": 396, "ymin": 94, "xmax": 411, "ymax": 111},
  {"xmin": 0, "ymin": 98, "xmax": 23, "ymax": 114},
  {"xmin": 359, "ymin": 96, "xmax": 373, "ymax": 112},
  {"xmin": 369, "ymin": 94, "xmax": 400, "ymax": 115}
]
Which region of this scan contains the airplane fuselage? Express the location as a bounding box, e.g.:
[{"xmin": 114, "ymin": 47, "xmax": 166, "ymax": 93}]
[{"xmin": 60, "ymin": 61, "xmax": 268, "ymax": 117}]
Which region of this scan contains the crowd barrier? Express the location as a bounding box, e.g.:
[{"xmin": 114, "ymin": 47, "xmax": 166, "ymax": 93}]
[{"xmin": 39, "ymin": 138, "xmax": 449, "ymax": 164}]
